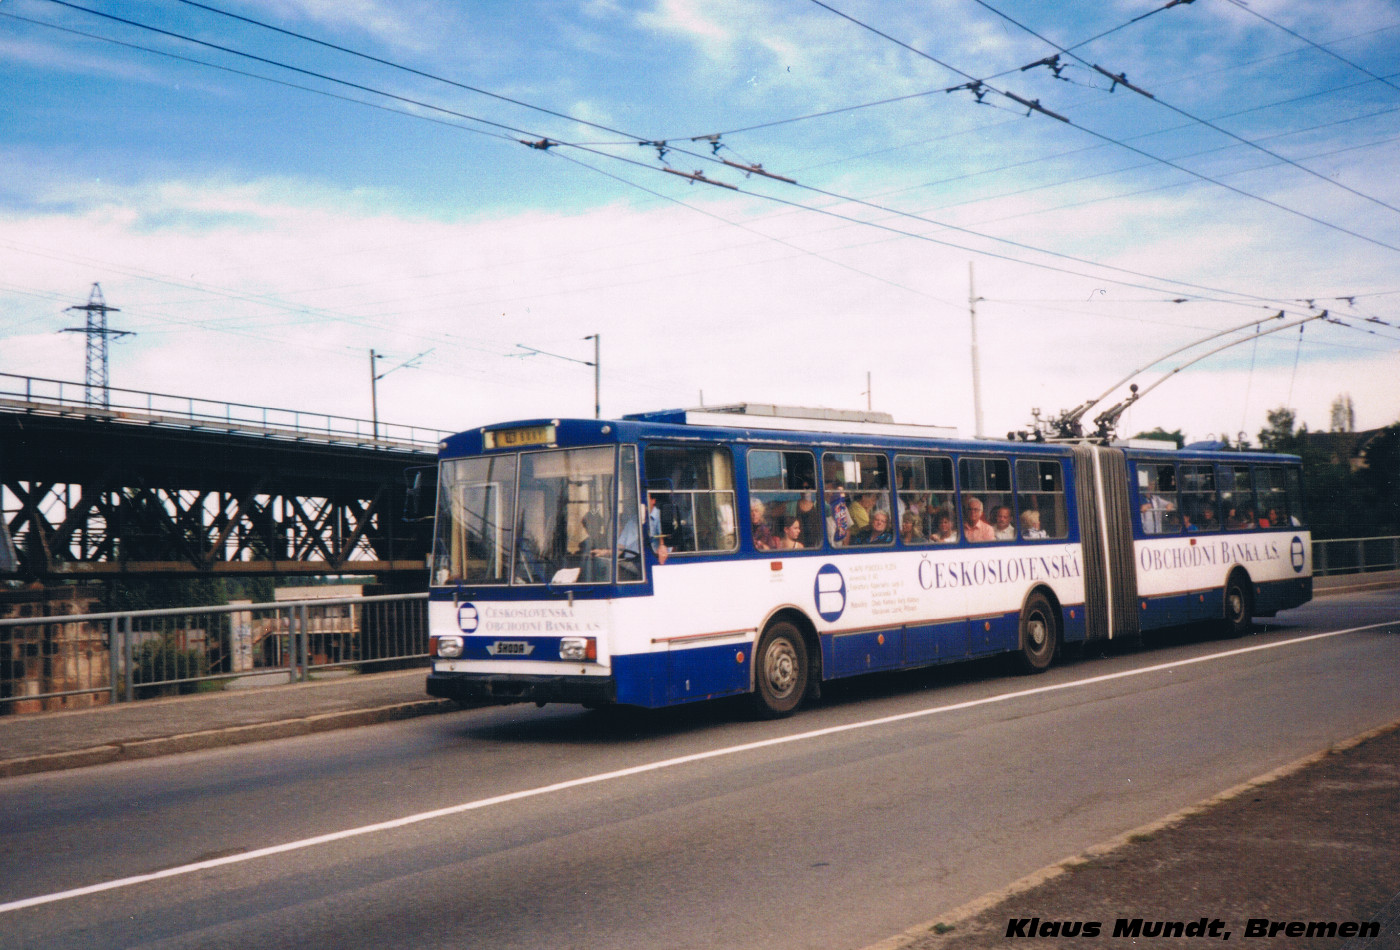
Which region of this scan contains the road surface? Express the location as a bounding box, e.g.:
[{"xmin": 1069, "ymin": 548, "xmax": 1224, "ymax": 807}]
[{"xmin": 2, "ymin": 590, "xmax": 1397, "ymax": 950}]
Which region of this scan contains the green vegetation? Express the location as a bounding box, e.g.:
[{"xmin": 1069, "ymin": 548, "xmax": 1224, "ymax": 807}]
[
  {"xmin": 1254, "ymin": 407, "xmax": 1400, "ymax": 539},
  {"xmin": 131, "ymin": 636, "xmax": 211, "ymax": 697}
]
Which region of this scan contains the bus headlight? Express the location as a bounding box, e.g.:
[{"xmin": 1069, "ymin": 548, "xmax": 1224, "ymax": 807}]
[
  {"xmin": 434, "ymin": 635, "xmax": 465, "ymax": 659},
  {"xmin": 559, "ymin": 637, "xmax": 597, "ymax": 662}
]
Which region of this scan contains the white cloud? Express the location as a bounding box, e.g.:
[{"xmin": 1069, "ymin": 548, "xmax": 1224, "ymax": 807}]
[{"xmin": 2, "ymin": 172, "xmax": 1395, "ymax": 446}]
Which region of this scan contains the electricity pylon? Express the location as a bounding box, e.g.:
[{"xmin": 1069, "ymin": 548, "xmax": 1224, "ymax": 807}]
[{"xmin": 63, "ymin": 283, "xmax": 133, "ymax": 408}]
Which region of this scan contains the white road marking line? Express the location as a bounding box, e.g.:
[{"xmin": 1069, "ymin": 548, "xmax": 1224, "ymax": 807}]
[{"xmin": 2, "ymin": 620, "xmax": 1394, "ymax": 914}]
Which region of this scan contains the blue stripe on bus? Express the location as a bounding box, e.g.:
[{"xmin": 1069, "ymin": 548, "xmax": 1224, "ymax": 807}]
[
  {"xmin": 613, "ymin": 642, "xmax": 751, "ymax": 707},
  {"xmin": 1137, "ymin": 590, "xmax": 1220, "ymax": 630}
]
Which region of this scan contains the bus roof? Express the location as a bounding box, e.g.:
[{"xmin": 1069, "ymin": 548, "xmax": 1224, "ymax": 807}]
[{"xmin": 439, "ymin": 415, "xmax": 1299, "ymax": 464}]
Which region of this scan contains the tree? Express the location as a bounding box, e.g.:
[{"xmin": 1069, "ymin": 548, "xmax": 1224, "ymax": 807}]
[
  {"xmin": 1133, "ymin": 427, "xmax": 1185, "ymax": 448},
  {"xmin": 1357, "ymin": 424, "xmax": 1400, "ymax": 535},
  {"xmin": 1257, "ymin": 407, "xmax": 1300, "ymax": 453},
  {"xmin": 1330, "ymin": 394, "xmax": 1356, "ymax": 433}
]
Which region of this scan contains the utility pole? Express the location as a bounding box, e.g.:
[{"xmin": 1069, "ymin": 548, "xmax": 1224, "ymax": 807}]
[
  {"xmin": 516, "ymin": 334, "xmax": 600, "ymax": 419},
  {"xmin": 62, "ymin": 283, "xmax": 132, "ymax": 409},
  {"xmin": 585, "ymin": 334, "xmax": 600, "ymax": 419},
  {"xmin": 968, "ymin": 262, "xmax": 985, "ymax": 439},
  {"xmin": 369, "ymin": 350, "xmax": 380, "ymax": 439}
]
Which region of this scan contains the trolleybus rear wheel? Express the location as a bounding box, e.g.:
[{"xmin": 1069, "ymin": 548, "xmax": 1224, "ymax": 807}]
[
  {"xmin": 1015, "ymin": 593, "xmax": 1058, "ymax": 674},
  {"xmin": 751, "ymin": 621, "xmax": 808, "ymax": 719},
  {"xmin": 1223, "ymin": 573, "xmax": 1253, "ymax": 638}
]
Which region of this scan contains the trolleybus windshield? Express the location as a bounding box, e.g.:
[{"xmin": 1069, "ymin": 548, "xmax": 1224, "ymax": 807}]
[{"xmin": 433, "ymin": 445, "xmax": 639, "ymax": 587}]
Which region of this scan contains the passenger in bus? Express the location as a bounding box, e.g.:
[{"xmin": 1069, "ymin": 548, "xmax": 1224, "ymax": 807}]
[
  {"xmin": 1020, "ymin": 509, "xmax": 1047, "ymax": 539},
  {"xmin": 750, "ymin": 499, "xmax": 776, "ymax": 551},
  {"xmin": 1140, "ymin": 494, "xmax": 1176, "ymax": 533},
  {"xmin": 851, "ymin": 508, "xmax": 893, "ymax": 545},
  {"xmin": 929, "ymin": 508, "xmax": 958, "ymax": 543},
  {"xmin": 993, "ymin": 505, "xmax": 1016, "ymax": 540},
  {"xmin": 848, "ymin": 492, "xmax": 874, "ymax": 535},
  {"xmin": 770, "ymin": 513, "xmax": 805, "ymax": 551},
  {"xmin": 898, "ymin": 492, "xmax": 929, "ymax": 526},
  {"xmin": 796, "ymin": 492, "xmax": 823, "ymax": 547},
  {"xmin": 900, "ymin": 510, "xmax": 925, "ymax": 544},
  {"xmin": 1260, "ymin": 508, "xmax": 1281, "ymax": 529},
  {"xmin": 962, "ymin": 497, "xmax": 996, "ymax": 542},
  {"xmin": 1196, "ymin": 507, "xmax": 1218, "ymax": 532},
  {"xmin": 1225, "ymin": 506, "xmax": 1254, "ymax": 530},
  {"xmin": 825, "ymin": 480, "xmax": 852, "ymax": 547}
]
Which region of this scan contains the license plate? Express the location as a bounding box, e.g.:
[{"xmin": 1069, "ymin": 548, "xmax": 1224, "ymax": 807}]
[{"xmin": 486, "ymin": 640, "xmax": 535, "ymax": 656}]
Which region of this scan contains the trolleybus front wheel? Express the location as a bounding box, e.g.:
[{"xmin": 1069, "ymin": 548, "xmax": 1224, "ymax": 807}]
[
  {"xmin": 751, "ymin": 621, "xmax": 808, "ymax": 719},
  {"xmin": 1015, "ymin": 593, "xmax": 1058, "ymax": 674}
]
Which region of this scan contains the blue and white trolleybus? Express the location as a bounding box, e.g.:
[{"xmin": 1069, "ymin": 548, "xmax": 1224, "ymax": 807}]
[{"xmin": 426, "ymin": 405, "xmax": 1312, "ymax": 717}]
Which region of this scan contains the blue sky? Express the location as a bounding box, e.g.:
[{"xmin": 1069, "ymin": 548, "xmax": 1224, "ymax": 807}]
[{"xmin": 2, "ymin": 0, "xmax": 1398, "ymax": 442}]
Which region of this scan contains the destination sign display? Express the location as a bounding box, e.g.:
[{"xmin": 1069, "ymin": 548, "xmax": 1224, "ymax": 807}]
[{"xmin": 484, "ymin": 424, "xmax": 555, "ymax": 450}]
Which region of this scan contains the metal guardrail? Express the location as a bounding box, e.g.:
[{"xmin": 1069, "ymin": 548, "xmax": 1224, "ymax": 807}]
[
  {"xmin": 0, "ymin": 593, "xmax": 428, "ymax": 713},
  {"xmin": 0, "ymin": 371, "xmax": 449, "ymax": 451},
  {"xmin": 1312, "ymin": 535, "xmax": 1400, "ymax": 576}
]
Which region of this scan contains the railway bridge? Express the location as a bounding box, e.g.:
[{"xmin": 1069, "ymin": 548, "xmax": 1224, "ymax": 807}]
[{"xmin": 0, "ymin": 373, "xmax": 443, "ymax": 587}]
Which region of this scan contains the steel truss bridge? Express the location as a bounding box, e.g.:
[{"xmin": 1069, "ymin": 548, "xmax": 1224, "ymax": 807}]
[{"xmin": 0, "ymin": 373, "xmax": 443, "ymax": 583}]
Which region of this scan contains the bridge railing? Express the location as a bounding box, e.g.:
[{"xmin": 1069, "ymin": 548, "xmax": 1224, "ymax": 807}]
[
  {"xmin": 0, "ymin": 593, "xmax": 427, "ymax": 714},
  {"xmin": 1312, "ymin": 535, "xmax": 1400, "ymax": 576},
  {"xmin": 0, "ymin": 371, "xmax": 448, "ymax": 451}
]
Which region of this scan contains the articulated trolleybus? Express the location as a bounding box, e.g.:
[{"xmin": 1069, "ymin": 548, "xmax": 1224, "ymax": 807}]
[{"xmin": 426, "ymin": 405, "xmax": 1312, "ymax": 717}]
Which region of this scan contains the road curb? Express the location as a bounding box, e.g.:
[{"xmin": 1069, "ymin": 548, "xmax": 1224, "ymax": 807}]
[
  {"xmin": 861, "ymin": 716, "xmax": 1400, "ymax": 950},
  {"xmin": 1315, "ymin": 577, "xmax": 1400, "ymax": 596},
  {"xmin": 0, "ymin": 699, "xmax": 458, "ymax": 779}
]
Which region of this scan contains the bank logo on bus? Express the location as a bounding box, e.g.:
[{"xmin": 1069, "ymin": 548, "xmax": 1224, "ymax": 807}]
[
  {"xmin": 457, "ymin": 602, "xmax": 480, "ymax": 633},
  {"xmin": 1290, "ymin": 537, "xmax": 1306, "ymax": 573},
  {"xmin": 814, "ymin": 564, "xmax": 847, "ymax": 622}
]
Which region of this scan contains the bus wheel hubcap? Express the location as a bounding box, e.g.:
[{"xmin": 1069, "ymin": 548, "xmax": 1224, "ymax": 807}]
[
  {"xmin": 767, "ymin": 641, "xmax": 797, "ymax": 696},
  {"xmin": 1028, "ymin": 618, "xmax": 1046, "ymax": 648}
]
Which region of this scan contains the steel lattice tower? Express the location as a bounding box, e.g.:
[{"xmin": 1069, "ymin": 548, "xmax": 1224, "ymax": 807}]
[{"xmin": 63, "ymin": 283, "xmax": 132, "ymax": 408}]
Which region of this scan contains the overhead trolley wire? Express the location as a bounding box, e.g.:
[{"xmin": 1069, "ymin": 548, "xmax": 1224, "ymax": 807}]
[
  {"xmin": 1221, "ymin": 0, "xmax": 1400, "ymax": 94},
  {"xmin": 167, "ymin": 0, "xmax": 644, "ymax": 144},
  {"xmin": 964, "ymin": 0, "xmax": 1400, "ymax": 218},
  {"xmin": 805, "ymin": 0, "xmax": 1400, "ymax": 254},
  {"xmin": 18, "ymin": 0, "xmax": 1370, "ymax": 323},
  {"xmin": 35, "ymin": 0, "xmax": 549, "ymax": 143},
  {"xmin": 0, "ymin": 10, "xmax": 521, "ymax": 148}
]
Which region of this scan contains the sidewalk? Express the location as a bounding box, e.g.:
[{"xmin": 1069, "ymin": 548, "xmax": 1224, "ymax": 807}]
[
  {"xmin": 0, "ymin": 667, "xmax": 451, "ymax": 778},
  {"xmin": 872, "ymin": 719, "xmax": 1400, "ymax": 950}
]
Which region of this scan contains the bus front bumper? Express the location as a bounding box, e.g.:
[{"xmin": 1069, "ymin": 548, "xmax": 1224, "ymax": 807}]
[{"xmin": 427, "ymin": 671, "xmax": 617, "ymax": 707}]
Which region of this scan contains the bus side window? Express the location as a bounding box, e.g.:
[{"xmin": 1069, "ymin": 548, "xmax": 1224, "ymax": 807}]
[
  {"xmin": 895, "ymin": 454, "xmax": 956, "ymax": 544},
  {"xmin": 1179, "ymin": 463, "xmax": 1219, "ymax": 532},
  {"xmin": 1252, "ymin": 465, "xmax": 1291, "ymax": 529},
  {"xmin": 958, "ymin": 456, "xmax": 1012, "ymax": 543},
  {"xmin": 747, "ymin": 449, "xmax": 820, "ymax": 551},
  {"xmin": 1220, "ymin": 464, "xmax": 1256, "ymax": 530},
  {"xmin": 1283, "ymin": 467, "xmax": 1306, "ymax": 527},
  {"xmin": 823, "ymin": 452, "xmax": 892, "ymax": 546},
  {"xmin": 1015, "ymin": 459, "xmax": 1067, "ymax": 540},
  {"xmin": 643, "ymin": 445, "xmax": 738, "ymax": 555},
  {"xmin": 1136, "ymin": 462, "xmax": 1180, "ymax": 535}
]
